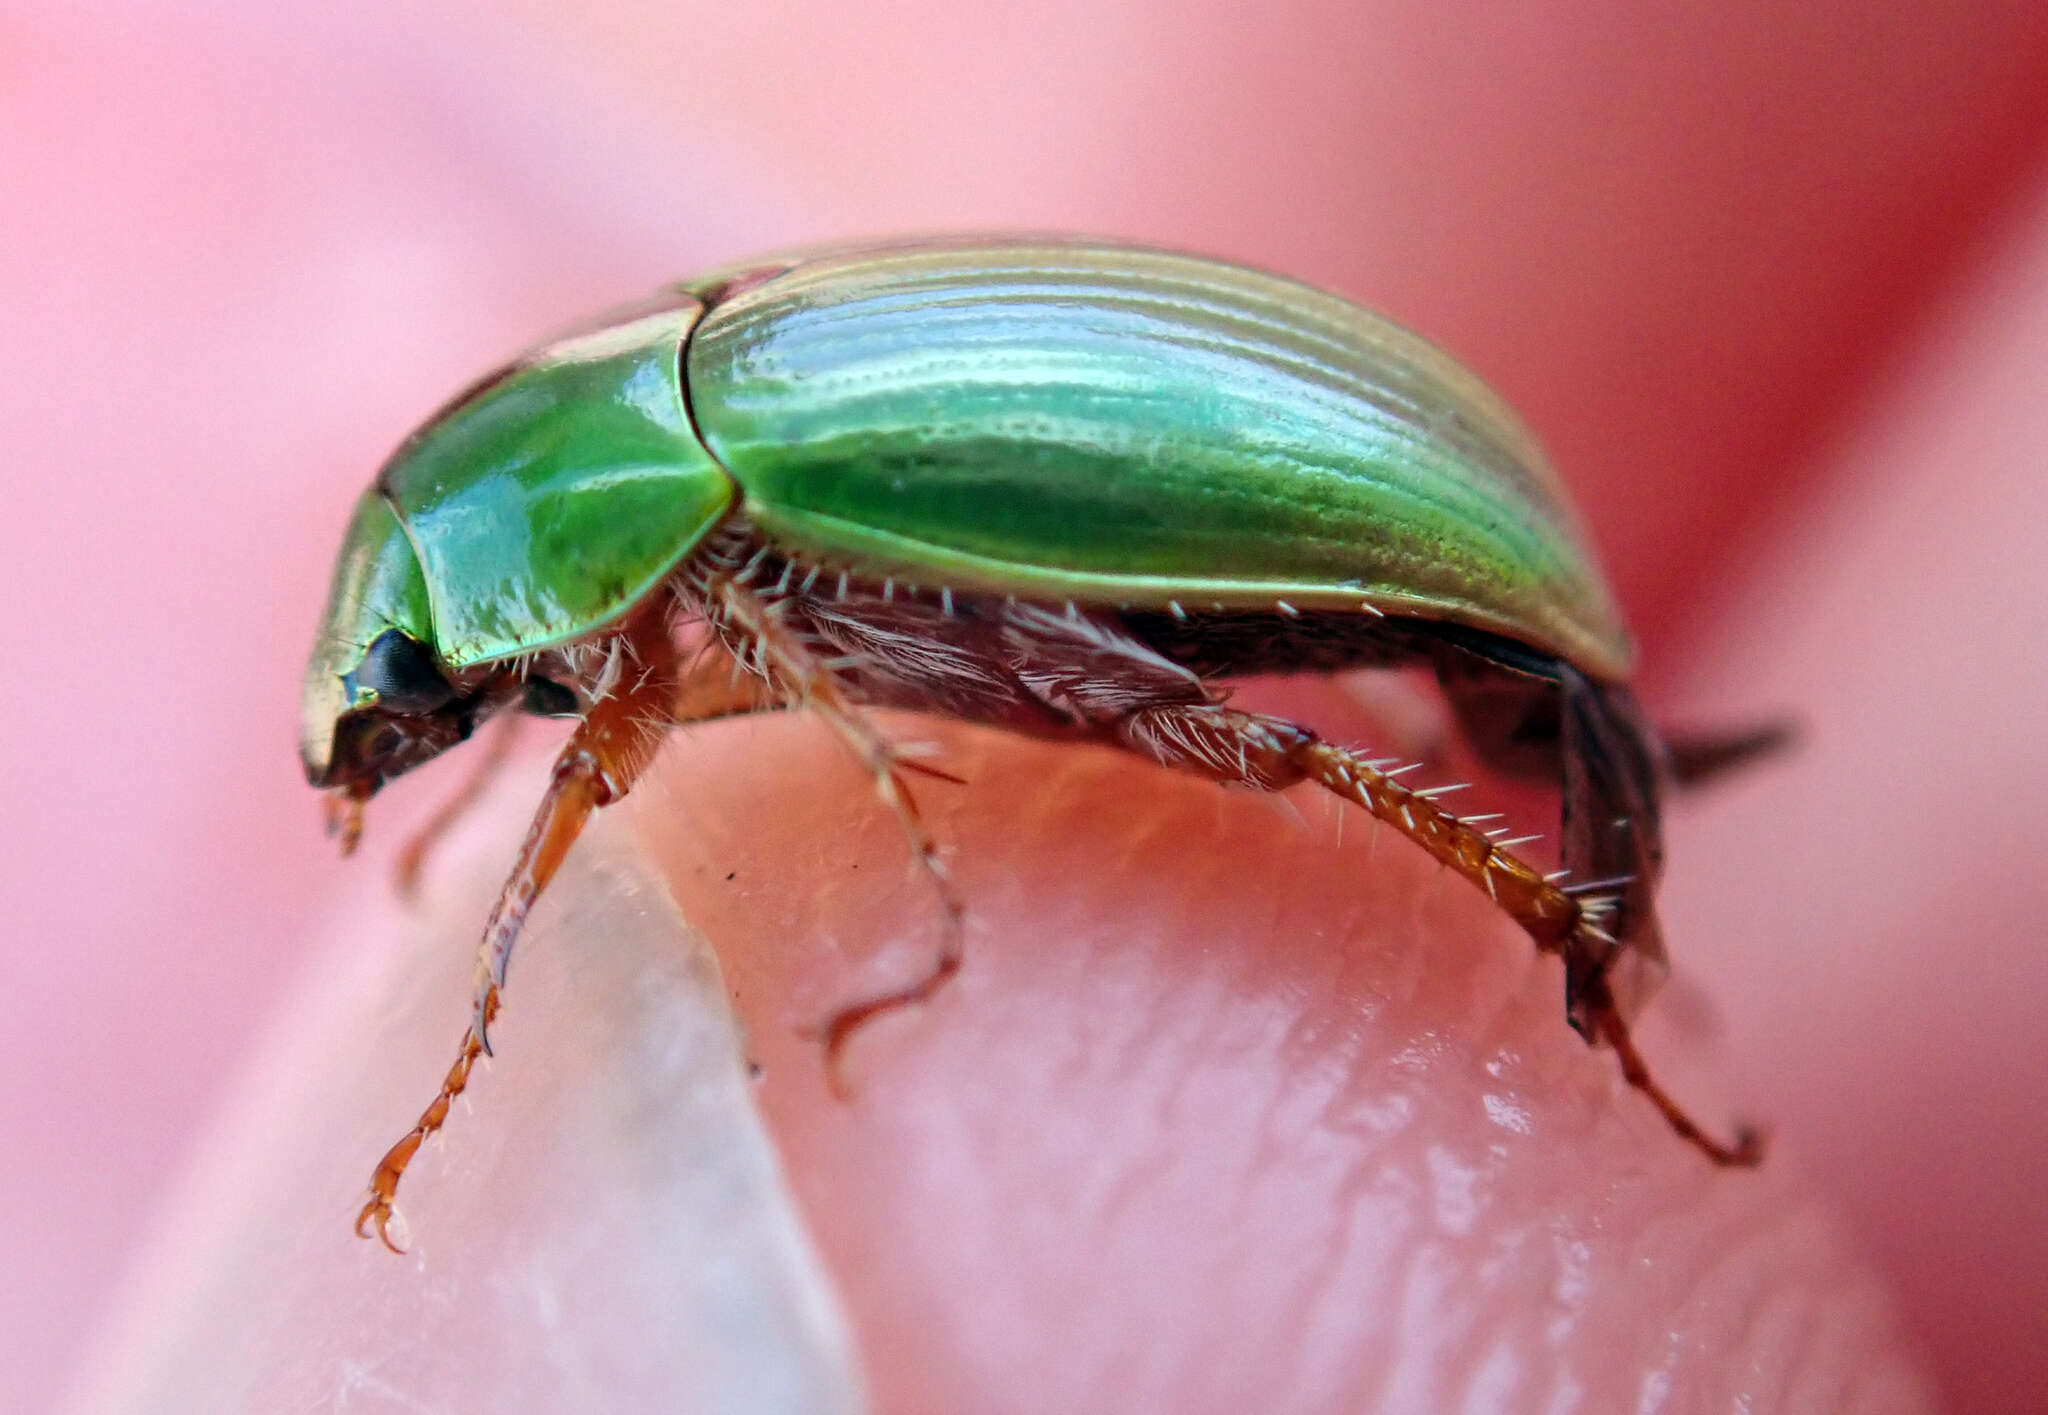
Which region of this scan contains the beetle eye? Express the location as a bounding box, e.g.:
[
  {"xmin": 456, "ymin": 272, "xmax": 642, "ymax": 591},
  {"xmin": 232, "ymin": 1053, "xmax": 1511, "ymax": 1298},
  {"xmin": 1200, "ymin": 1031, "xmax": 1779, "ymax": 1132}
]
[
  {"xmin": 522, "ymin": 677, "xmax": 580, "ymax": 718},
  {"xmin": 352, "ymin": 630, "xmax": 455, "ymax": 714}
]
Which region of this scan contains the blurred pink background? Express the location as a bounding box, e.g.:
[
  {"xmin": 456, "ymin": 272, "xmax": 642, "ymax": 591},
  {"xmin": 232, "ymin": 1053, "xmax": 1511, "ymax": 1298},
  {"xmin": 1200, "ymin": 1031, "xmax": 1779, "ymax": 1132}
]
[{"xmin": 5, "ymin": 2, "xmax": 2046, "ymax": 1407}]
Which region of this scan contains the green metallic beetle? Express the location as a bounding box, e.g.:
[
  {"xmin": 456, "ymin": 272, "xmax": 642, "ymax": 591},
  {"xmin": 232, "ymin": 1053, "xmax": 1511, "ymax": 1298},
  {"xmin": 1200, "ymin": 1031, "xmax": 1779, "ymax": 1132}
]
[{"xmin": 304, "ymin": 237, "xmax": 1767, "ymax": 1249}]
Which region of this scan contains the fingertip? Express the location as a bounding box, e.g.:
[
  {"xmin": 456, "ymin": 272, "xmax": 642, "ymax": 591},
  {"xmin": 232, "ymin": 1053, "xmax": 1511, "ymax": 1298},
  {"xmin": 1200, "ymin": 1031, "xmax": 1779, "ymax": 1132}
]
[{"xmin": 635, "ymin": 720, "xmax": 1932, "ymax": 1411}]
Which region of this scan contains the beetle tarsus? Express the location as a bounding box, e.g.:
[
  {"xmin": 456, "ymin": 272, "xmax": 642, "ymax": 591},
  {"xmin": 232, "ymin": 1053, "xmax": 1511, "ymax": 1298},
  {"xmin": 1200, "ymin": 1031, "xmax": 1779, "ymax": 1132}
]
[
  {"xmin": 814, "ymin": 941, "xmax": 965, "ymax": 1095},
  {"xmin": 704, "ymin": 573, "xmax": 973, "ymax": 1081},
  {"xmin": 354, "ymin": 1010, "xmax": 490, "ymax": 1251},
  {"xmin": 1593, "ymin": 998, "xmax": 1765, "ymax": 1167},
  {"xmin": 356, "ymin": 1195, "xmax": 406, "ymax": 1255}
]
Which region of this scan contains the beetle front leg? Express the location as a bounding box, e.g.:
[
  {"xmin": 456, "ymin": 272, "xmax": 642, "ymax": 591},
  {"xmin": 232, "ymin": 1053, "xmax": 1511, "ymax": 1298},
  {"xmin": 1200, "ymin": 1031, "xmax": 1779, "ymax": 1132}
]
[
  {"xmin": 1116, "ymin": 702, "xmax": 1761, "ymax": 1169},
  {"xmin": 355, "ymin": 614, "xmax": 777, "ymax": 1252}
]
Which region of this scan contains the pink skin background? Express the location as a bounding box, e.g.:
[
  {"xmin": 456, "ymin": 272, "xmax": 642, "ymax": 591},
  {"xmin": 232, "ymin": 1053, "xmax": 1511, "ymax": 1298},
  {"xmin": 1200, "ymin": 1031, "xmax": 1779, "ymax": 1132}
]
[{"xmin": 5, "ymin": 2, "xmax": 2047, "ymax": 1408}]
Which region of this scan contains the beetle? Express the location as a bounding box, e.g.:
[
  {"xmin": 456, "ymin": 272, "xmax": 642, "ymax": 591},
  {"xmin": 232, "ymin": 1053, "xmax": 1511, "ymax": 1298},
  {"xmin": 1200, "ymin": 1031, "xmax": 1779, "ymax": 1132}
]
[{"xmin": 303, "ymin": 237, "xmax": 1770, "ymax": 1251}]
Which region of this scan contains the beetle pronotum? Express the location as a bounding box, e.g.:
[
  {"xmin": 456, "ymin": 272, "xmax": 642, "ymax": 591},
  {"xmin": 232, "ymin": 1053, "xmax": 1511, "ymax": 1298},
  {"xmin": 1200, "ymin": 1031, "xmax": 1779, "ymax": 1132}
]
[{"xmin": 302, "ymin": 238, "xmax": 1769, "ymax": 1251}]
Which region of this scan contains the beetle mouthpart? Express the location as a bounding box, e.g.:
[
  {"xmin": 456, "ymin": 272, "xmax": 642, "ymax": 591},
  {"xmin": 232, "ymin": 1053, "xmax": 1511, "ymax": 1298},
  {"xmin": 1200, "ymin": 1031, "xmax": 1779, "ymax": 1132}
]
[
  {"xmin": 325, "ymin": 789, "xmax": 367, "ymax": 856},
  {"xmin": 318, "ymin": 696, "xmax": 485, "ymax": 801}
]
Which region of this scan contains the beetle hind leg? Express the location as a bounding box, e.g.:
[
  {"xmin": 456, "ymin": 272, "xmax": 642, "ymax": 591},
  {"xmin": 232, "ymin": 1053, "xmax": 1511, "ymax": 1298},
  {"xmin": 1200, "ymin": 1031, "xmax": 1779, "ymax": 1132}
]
[
  {"xmin": 1116, "ymin": 701, "xmax": 1762, "ymax": 1168},
  {"xmin": 1118, "ymin": 703, "xmax": 1577, "ymax": 948}
]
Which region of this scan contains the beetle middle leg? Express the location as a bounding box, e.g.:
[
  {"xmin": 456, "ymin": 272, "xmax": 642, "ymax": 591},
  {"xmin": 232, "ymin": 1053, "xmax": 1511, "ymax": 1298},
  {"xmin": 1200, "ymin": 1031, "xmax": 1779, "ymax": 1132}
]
[
  {"xmin": 1115, "ymin": 700, "xmax": 1760, "ymax": 1167},
  {"xmin": 704, "ymin": 573, "xmax": 966, "ymax": 1084}
]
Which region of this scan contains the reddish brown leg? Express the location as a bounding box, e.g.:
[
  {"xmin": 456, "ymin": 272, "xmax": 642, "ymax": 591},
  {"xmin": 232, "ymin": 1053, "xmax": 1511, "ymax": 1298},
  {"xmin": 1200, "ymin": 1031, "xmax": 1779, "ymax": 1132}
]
[
  {"xmin": 1591, "ymin": 985, "xmax": 1764, "ymax": 1165},
  {"xmin": 392, "ymin": 710, "xmax": 524, "ymax": 901},
  {"xmin": 1118, "ymin": 702, "xmax": 1762, "ymax": 1168},
  {"xmin": 326, "ymin": 787, "xmax": 368, "ymax": 857},
  {"xmin": 355, "ymin": 617, "xmax": 776, "ymax": 1252},
  {"xmin": 710, "ymin": 577, "xmax": 964, "ymax": 1086}
]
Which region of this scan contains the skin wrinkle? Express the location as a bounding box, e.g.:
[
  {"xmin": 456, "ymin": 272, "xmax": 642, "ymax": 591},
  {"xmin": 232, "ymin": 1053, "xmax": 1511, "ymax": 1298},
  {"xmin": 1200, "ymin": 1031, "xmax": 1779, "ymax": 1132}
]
[{"xmin": 888, "ymin": 790, "xmax": 1720, "ymax": 1400}]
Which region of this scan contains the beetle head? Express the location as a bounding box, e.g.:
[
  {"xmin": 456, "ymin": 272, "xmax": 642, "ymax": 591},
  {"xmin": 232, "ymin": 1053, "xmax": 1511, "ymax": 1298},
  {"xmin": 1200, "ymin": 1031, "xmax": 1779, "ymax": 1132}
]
[{"xmin": 301, "ymin": 491, "xmax": 479, "ymax": 818}]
